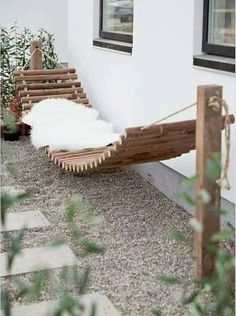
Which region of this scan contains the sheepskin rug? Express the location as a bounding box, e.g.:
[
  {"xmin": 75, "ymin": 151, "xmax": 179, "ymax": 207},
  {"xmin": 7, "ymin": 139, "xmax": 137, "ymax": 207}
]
[{"xmin": 22, "ymin": 99, "xmax": 120, "ymax": 151}]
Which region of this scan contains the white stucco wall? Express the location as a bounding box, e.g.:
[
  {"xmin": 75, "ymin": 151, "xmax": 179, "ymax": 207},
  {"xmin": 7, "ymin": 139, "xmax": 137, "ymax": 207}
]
[
  {"xmin": 67, "ymin": 0, "xmax": 236, "ymax": 204},
  {"xmin": 0, "ymin": 0, "xmax": 68, "ymax": 62}
]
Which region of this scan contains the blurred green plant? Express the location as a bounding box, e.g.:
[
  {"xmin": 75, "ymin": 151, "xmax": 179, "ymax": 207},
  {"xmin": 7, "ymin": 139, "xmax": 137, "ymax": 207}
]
[
  {"xmin": 0, "ymin": 23, "xmax": 58, "ymax": 109},
  {"xmin": 153, "ymin": 153, "xmax": 235, "ymax": 316},
  {"xmin": 2, "ymin": 112, "xmax": 18, "ymax": 133},
  {"xmin": 1, "ymin": 188, "xmax": 104, "ymax": 316}
]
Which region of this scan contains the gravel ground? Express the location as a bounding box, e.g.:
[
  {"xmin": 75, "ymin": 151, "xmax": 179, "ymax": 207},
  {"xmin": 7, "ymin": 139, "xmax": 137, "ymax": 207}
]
[{"xmin": 1, "ymin": 137, "xmax": 196, "ymax": 316}]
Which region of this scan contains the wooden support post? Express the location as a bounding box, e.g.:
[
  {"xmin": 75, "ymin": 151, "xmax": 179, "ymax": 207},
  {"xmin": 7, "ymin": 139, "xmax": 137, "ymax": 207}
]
[
  {"xmin": 30, "ymin": 40, "xmax": 42, "ymax": 70},
  {"xmin": 195, "ymin": 85, "xmax": 222, "ymax": 278}
]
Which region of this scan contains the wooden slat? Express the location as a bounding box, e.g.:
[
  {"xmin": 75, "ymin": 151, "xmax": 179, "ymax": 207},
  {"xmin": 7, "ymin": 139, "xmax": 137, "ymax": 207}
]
[
  {"xmin": 13, "ymin": 68, "xmax": 76, "ymax": 76},
  {"xmin": 21, "ymin": 93, "xmax": 86, "ymax": 103},
  {"xmin": 118, "ymin": 132, "xmax": 196, "ymax": 148},
  {"xmin": 19, "ymin": 87, "xmax": 83, "ymax": 97},
  {"xmin": 16, "ymin": 81, "xmax": 81, "ymax": 91},
  {"xmin": 123, "ymin": 115, "xmax": 234, "ymax": 140},
  {"xmin": 22, "ymin": 98, "xmax": 90, "ymax": 110},
  {"xmin": 73, "ymin": 99, "xmax": 90, "ymax": 105},
  {"xmin": 124, "ymin": 120, "xmax": 196, "ymax": 136},
  {"xmin": 14, "ymin": 73, "xmax": 78, "ymax": 82},
  {"xmin": 67, "ymin": 150, "xmax": 188, "ymax": 172},
  {"xmin": 108, "ymin": 140, "xmax": 196, "ymax": 159}
]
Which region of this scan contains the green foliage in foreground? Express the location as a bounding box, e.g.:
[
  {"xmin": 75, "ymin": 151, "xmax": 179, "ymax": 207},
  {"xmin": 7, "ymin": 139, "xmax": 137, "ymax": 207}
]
[
  {"xmin": 153, "ymin": 153, "xmax": 235, "ymax": 315},
  {"xmin": 1, "ymin": 189, "xmax": 104, "ymax": 316},
  {"xmin": 1, "ymin": 24, "xmax": 59, "ymax": 109}
]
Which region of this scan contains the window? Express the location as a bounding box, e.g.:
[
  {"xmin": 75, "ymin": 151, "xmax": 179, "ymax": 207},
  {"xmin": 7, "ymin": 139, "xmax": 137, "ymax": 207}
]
[
  {"xmin": 100, "ymin": 0, "xmax": 133, "ymax": 43},
  {"xmin": 203, "ymin": 0, "xmax": 235, "ymax": 57}
]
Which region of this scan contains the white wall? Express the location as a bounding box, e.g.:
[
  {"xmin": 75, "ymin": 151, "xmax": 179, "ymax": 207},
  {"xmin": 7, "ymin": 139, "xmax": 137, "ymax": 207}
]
[
  {"xmin": 67, "ymin": 0, "xmax": 236, "ymax": 204},
  {"xmin": 0, "ymin": 0, "xmax": 68, "ymax": 62}
]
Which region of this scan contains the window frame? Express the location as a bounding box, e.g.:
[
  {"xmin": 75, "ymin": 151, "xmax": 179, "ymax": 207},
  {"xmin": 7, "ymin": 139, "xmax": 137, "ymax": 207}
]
[
  {"xmin": 202, "ymin": 0, "xmax": 235, "ymax": 58},
  {"xmin": 99, "ymin": 0, "xmax": 133, "ymax": 44}
]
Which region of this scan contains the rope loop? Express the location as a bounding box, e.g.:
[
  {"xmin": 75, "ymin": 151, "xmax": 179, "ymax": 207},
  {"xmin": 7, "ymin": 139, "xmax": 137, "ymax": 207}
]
[
  {"xmin": 208, "ymin": 97, "xmax": 231, "ymax": 190},
  {"xmin": 208, "ymin": 96, "xmax": 221, "ymax": 112}
]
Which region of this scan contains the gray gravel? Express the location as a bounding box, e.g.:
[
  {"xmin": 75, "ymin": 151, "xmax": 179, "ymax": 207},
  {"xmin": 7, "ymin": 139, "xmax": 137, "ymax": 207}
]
[{"xmin": 1, "ymin": 137, "xmax": 195, "ymax": 316}]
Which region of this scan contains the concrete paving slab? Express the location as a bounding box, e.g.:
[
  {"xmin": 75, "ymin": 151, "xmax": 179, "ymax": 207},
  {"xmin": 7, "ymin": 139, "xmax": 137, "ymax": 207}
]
[
  {"xmin": 0, "ymin": 245, "xmax": 78, "ymax": 277},
  {"xmin": 0, "ymin": 211, "xmax": 50, "ymax": 232},
  {"xmin": 0, "ymin": 293, "xmax": 120, "ymax": 316}
]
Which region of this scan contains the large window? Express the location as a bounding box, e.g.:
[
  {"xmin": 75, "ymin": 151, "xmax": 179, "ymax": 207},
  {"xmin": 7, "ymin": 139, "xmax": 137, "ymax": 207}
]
[
  {"xmin": 100, "ymin": 0, "xmax": 133, "ymax": 43},
  {"xmin": 203, "ymin": 0, "xmax": 235, "ymax": 57}
]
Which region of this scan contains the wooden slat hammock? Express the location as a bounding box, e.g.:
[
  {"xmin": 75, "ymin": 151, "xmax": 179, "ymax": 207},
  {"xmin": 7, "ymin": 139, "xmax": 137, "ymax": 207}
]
[{"xmin": 13, "ymin": 68, "xmax": 234, "ymax": 174}]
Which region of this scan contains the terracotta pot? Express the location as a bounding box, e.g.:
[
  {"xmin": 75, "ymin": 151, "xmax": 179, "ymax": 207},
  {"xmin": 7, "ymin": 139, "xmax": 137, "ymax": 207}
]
[{"xmin": 18, "ymin": 123, "xmax": 31, "ymax": 136}]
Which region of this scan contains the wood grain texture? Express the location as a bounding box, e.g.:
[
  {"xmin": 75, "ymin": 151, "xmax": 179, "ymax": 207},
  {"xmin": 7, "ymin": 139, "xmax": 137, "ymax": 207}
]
[
  {"xmin": 30, "ymin": 41, "xmax": 42, "ymax": 70},
  {"xmin": 14, "ymin": 73, "xmax": 78, "ymax": 82},
  {"xmin": 195, "ymin": 85, "xmax": 222, "ymax": 278},
  {"xmin": 47, "ymin": 113, "xmax": 233, "ymax": 176}
]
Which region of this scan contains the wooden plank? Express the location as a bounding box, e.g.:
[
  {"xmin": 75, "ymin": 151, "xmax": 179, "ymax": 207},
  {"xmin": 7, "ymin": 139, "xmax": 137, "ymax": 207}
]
[
  {"xmin": 101, "ymin": 147, "xmax": 192, "ymax": 164},
  {"xmin": 124, "ymin": 120, "xmax": 196, "ymax": 137},
  {"xmin": 22, "ymin": 98, "xmax": 90, "ymax": 110},
  {"xmin": 0, "ymin": 245, "xmax": 78, "ymax": 277},
  {"xmin": 19, "ymin": 87, "xmax": 83, "ymax": 97},
  {"xmin": 99, "ymin": 151, "xmax": 187, "ymax": 169},
  {"xmin": 21, "ymin": 93, "xmax": 86, "ymax": 103},
  {"xmin": 50, "ymin": 146, "xmax": 109, "ymax": 160},
  {"xmin": 195, "ymin": 85, "xmax": 222, "ymax": 278},
  {"xmin": 56, "ymin": 150, "xmax": 108, "ymax": 165},
  {"xmin": 109, "ymin": 140, "xmax": 196, "ymax": 158},
  {"xmin": 63, "ymin": 149, "xmax": 190, "ymax": 173},
  {"xmin": 0, "ymin": 211, "xmax": 50, "ymax": 232},
  {"xmin": 119, "ymin": 132, "xmax": 196, "ymax": 148},
  {"xmin": 122, "ymin": 115, "xmax": 233, "ymax": 143},
  {"xmin": 73, "ymin": 99, "xmax": 90, "ymax": 105},
  {"xmin": 14, "ymin": 73, "xmax": 78, "ymax": 82},
  {"xmin": 30, "ymin": 41, "xmax": 42, "ymax": 70},
  {"xmin": 14, "ymin": 68, "xmax": 76, "ymax": 76},
  {"xmin": 16, "ymin": 81, "xmax": 81, "ymax": 91}
]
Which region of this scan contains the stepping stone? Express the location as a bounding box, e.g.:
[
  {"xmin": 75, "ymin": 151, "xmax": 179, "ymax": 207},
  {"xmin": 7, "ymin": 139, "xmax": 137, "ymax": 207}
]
[
  {"xmin": 0, "ymin": 293, "xmax": 120, "ymax": 316},
  {"xmin": 0, "ymin": 245, "xmax": 78, "ymax": 277},
  {"xmin": 1, "ymin": 186, "xmax": 25, "ymax": 195},
  {"xmin": 0, "ymin": 211, "xmax": 50, "ymax": 232}
]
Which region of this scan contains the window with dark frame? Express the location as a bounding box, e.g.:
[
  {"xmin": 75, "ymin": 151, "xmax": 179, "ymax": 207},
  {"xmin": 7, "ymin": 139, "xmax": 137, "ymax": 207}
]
[
  {"xmin": 203, "ymin": 0, "xmax": 235, "ymax": 58},
  {"xmin": 100, "ymin": 0, "xmax": 133, "ymax": 43}
]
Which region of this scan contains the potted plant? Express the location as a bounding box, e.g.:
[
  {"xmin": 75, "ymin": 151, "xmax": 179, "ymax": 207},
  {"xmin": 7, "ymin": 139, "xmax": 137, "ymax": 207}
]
[{"xmin": 3, "ymin": 112, "xmax": 20, "ymax": 141}]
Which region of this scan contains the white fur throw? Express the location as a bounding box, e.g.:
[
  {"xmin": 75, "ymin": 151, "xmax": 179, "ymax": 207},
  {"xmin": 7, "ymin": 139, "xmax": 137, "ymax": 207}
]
[{"xmin": 22, "ymin": 99, "xmax": 120, "ymax": 151}]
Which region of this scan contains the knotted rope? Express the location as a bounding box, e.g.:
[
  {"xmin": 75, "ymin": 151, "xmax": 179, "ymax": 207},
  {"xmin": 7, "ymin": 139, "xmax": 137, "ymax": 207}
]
[{"xmin": 208, "ymin": 96, "xmax": 231, "ymax": 190}]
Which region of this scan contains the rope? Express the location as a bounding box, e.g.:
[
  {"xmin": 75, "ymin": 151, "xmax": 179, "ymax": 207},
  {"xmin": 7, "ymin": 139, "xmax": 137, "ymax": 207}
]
[
  {"xmin": 20, "ymin": 48, "xmax": 37, "ymax": 71},
  {"xmin": 36, "ymin": 48, "xmax": 66, "ymax": 69},
  {"xmin": 141, "ymin": 102, "xmax": 197, "ymax": 130},
  {"xmin": 208, "ymin": 96, "xmax": 231, "ymax": 190}
]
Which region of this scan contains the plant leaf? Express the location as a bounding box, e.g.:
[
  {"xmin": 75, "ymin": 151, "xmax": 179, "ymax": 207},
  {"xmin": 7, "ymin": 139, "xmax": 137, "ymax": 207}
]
[{"xmin": 156, "ymin": 275, "xmax": 181, "ymax": 285}]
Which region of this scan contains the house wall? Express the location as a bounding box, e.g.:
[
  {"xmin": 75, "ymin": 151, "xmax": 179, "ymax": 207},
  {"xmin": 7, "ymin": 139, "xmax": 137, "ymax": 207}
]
[
  {"xmin": 0, "ymin": 0, "xmax": 68, "ymax": 62},
  {"xmin": 67, "ymin": 0, "xmax": 236, "ymax": 207}
]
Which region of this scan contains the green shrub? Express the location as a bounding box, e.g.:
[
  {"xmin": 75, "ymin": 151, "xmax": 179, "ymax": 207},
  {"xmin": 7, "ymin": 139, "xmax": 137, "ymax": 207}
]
[{"xmin": 0, "ymin": 24, "xmax": 59, "ymax": 109}]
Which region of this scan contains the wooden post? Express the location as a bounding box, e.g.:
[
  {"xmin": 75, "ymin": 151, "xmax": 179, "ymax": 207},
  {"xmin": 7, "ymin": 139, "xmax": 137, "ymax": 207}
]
[
  {"xmin": 30, "ymin": 40, "xmax": 42, "ymax": 70},
  {"xmin": 195, "ymin": 85, "xmax": 222, "ymax": 278}
]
